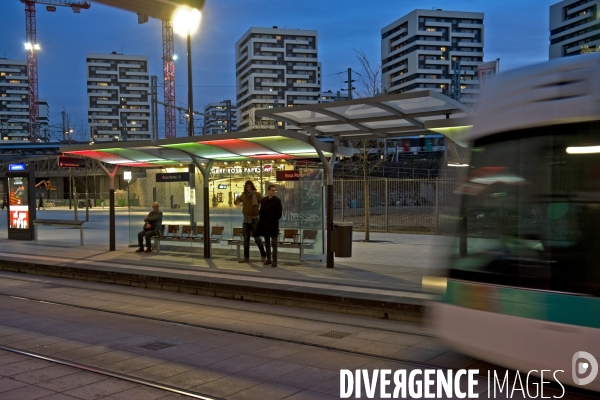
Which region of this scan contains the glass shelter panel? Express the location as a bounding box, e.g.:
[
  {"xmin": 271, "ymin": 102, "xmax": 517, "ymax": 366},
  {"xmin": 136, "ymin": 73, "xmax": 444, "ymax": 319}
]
[
  {"xmin": 128, "ymin": 168, "xmax": 202, "ymax": 250},
  {"xmin": 125, "ymin": 162, "xmax": 324, "ymax": 259}
]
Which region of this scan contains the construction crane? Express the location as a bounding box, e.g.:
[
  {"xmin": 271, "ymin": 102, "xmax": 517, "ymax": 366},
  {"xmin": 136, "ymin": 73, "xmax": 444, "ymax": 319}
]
[
  {"xmin": 20, "ymin": 0, "xmax": 90, "ymax": 143},
  {"xmin": 162, "ymin": 20, "xmax": 177, "ymax": 138}
]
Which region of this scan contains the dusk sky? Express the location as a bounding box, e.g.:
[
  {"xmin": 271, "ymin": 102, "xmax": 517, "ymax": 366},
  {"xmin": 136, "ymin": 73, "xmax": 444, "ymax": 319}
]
[{"xmin": 1, "ymin": 0, "xmax": 559, "ymax": 141}]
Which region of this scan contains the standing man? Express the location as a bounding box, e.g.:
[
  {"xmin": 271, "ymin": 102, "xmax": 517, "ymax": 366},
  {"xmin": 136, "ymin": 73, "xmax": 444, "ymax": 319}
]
[
  {"xmin": 258, "ymin": 184, "xmax": 282, "ymax": 268},
  {"xmin": 234, "ymin": 180, "xmax": 266, "ymax": 263},
  {"xmin": 136, "ymin": 202, "xmax": 163, "ymax": 253},
  {"xmin": 100, "ymin": 194, "xmax": 105, "ymax": 209}
]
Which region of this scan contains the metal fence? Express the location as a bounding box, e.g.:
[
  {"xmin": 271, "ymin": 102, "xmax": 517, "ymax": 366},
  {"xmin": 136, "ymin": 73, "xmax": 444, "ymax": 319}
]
[{"xmin": 333, "ymin": 177, "xmax": 458, "ymax": 235}]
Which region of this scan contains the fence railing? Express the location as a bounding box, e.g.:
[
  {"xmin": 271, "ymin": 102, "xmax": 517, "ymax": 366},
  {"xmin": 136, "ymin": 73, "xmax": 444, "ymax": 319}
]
[{"xmin": 333, "ymin": 177, "xmax": 458, "ymax": 235}]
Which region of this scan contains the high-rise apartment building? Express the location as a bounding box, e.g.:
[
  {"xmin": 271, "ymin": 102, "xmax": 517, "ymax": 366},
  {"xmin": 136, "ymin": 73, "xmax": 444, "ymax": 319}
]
[
  {"xmin": 381, "ymin": 9, "xmax": 484, "ymax": 108},
  {"xmin": 550, "ymin": 0, "xmax": 600, "ymax": 58},
  {"xmin": 319, "ymin": 90, "xmax": 349, "ymax": 103},
  {"xmin": 203, "ymin": 101, "xmax": 237, "ymax": 134},
  {"xmin": 0, "ymin": 58, "xmax": 49, "ymax": 141},
  {"xmin": 86, "ymin": 52, "xmax": 151, "ymax": 142},
  {"xmin": 235, "ymin": 27, "xmax": 321, "ymax": 131}
]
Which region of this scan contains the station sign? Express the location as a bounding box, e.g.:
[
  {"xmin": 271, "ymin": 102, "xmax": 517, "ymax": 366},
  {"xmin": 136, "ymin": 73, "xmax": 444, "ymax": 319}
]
[
  {"xmin": 58, "ymin": 156, "xmax": 86, "ymax": 168},
  {"xmin": 218, "ymin": 184, "xmax": 227, "ymax": 189},
  {"xmin": 8, "ymin": 163, "xmax": 26, "ymax": 172},
  {"xmin": 276, "ymin": 170, "xmax": 299, "ymax": 181},
  {"xmin": 156, "ymin": 172, "xmax": 190, "ymax": 182}
]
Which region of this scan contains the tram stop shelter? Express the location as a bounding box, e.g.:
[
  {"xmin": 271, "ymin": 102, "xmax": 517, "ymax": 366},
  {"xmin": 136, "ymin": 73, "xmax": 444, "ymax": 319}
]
[
  {"xmin": 256, "ymin": 90, "xmax": 469, "ymax": 267},
  {"xmin": 60, "ymin": 129, "xmax": 354, "ymax": 263},
  {"xmin": 61, "ymin": 91, "xmax": 469, "ymax": 268}
]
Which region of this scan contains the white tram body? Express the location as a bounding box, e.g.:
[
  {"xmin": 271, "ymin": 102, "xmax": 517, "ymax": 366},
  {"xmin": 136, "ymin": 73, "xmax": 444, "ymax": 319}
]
[{"xmin": 434, "ymin": 53, "xmax": 600, "ymax": 392}]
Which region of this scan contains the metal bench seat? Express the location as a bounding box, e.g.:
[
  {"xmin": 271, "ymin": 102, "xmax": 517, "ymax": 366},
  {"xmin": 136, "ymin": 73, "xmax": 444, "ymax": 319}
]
[
  {"xmin": 152, "ymin": 224, "xmax": 224, "ymax": 252},
  {"xmin": 227, "ymin": 228, "xmax": 317, "ymax": 260},
  {"xmin": 32, "ymin": 219, "xmax": 85, "ymax": 246}
]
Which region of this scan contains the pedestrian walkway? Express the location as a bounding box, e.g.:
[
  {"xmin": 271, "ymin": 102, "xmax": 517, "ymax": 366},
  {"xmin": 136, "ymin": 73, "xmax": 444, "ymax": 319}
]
[{"xmin": 0, "ymin": 209, "xmax": 455, "ymax": 323}]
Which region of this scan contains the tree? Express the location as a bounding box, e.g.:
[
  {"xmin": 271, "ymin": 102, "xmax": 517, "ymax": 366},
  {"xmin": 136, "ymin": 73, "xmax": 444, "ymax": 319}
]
[
  {"xmin": 243, "ymin": 107, "xmax": 277, "ymax": 131},
  {"xmin": 344, "ymin": 49, "xmax": 384, "ymax": 242},
  {"xmin": 344, "ymin": 138, "xmax": 387, "ymax": 242},
  {"xmin": 353, "ymin": 48, "xmax": 382, "ymax": 98}
]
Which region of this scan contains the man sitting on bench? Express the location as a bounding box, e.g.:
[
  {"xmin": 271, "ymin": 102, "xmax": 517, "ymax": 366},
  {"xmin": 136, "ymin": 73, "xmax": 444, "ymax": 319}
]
[{"xmin": 136, "ymin": 202, "xmax": 163, "ymax": 253}]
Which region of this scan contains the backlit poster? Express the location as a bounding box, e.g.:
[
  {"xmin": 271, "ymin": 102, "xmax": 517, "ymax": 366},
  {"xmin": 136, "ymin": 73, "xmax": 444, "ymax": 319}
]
[{"xmin": 8, "ymin": 176, "xmax": 29, "ymax": 229}]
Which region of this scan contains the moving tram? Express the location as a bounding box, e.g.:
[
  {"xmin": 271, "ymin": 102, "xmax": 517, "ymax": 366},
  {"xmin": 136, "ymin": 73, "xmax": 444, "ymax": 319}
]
[{"xmin": 434, "ymin": 53, "xmax": 600, "ymax": 392}]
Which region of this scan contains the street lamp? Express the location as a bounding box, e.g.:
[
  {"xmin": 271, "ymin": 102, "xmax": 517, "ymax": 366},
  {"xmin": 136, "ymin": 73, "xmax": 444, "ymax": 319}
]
[
  {"xmin": 65, "ymin": 128, "xmax": 74, "ymax": 145},
  {"xmin": 124, "ymin": 171, "xmax": 132, "ymax": 209},
  {"xmin": 173, "ymin": 5, "xmax": 201, "ymax": 138},
  {"xmin": 173, "ymin": 5, "xmax": 202, "ymax": 244}
]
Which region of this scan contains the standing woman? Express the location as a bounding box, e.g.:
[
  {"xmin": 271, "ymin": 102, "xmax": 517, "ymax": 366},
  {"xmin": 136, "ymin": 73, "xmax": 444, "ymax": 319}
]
[
  {"xmin": 234, "ymin": 180, "xmax": 266, "ymax": 263},
  {"xmin": 258, "ymin": 184, "xmax": 282, "ymax": 267}
]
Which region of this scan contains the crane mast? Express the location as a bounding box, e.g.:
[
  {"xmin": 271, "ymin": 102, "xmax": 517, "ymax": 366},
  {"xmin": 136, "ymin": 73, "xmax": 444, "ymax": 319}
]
[
  {"xmin": 162, "ymin": 20, "xmax": 176, "ymax": 138},
  {"xmin": 24, "ymin": 1, "xmax": 39, "ymax": 142},
  {"xmin": 21, "ymin": 0, "xmax": 90, "ymax": 142}
]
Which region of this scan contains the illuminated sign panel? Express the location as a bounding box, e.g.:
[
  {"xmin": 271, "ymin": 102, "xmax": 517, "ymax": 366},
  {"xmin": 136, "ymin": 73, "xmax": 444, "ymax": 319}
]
[
  {"xmin": 8, "ymin": 164, "xmax": 26, "ymax": 172},
  {"xmin": 58, "ymin": 156, "xmax": 86, "ymax": 168},
  {"xmin": 156, "ymin": 172, "xmax": 190, "ymax": 182}
]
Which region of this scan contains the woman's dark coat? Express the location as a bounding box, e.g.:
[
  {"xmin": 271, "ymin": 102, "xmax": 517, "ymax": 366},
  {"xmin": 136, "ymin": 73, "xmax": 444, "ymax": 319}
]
[{"xmin": 257, "ymin": 195, "xmax": 282, "ymax": 238}]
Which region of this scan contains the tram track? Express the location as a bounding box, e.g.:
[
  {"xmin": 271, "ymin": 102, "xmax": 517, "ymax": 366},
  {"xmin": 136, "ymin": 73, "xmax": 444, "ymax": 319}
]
[
  {"xmin": 0, "ymin": 275, "xmax": 594, "ymax": 398},
  {"xmin": 0, "ymin": 298, "xmax": 591, "ymax": 399},
  {"xmin": 0, "ymin": 293, "xmax": 596, "ymax": 400},
  {"xmin": 0, "ymin": 273, "xmax": 432, "ymax": 337},
  {"xmin": 0, "ymin": 292, "xmax": 442, "ymax": 370},
  {"xmin": 0, "ymin": 343, "xmax": 221, "ymax": 400}
]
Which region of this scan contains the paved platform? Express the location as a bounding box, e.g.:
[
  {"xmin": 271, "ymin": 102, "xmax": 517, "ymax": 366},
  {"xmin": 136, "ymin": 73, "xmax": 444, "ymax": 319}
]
[{"xmin": 0, "ymin": 208, "xmax": 454, "ymax": 322}]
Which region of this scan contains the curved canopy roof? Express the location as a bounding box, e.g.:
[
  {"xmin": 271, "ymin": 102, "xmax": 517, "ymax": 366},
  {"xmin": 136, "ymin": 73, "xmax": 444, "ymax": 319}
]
[
  {"xmin": 61, "ymin": 129, "xmax": 353, "ymax": 167},
  {"xmin": 256, "ymin": 90, "xmax": 469, "ymax": 139}
]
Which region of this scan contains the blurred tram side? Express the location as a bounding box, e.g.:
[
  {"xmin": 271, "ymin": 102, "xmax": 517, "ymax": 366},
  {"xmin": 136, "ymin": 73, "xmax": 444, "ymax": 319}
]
[{"xmin": 434, "ymin": 52, "xmax": 600, "ymax": 392}]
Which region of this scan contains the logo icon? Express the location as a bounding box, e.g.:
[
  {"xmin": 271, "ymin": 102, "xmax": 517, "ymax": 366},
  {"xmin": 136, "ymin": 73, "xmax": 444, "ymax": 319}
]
[{"xmin": 572, "ymin": 351, "xmax": 598, "ymax": 385}]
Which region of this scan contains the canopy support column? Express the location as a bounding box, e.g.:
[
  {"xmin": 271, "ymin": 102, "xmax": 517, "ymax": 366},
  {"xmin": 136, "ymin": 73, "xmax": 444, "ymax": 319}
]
[
  {"xmin": 95, "ymin": 161, "xmax": 119, "ymax": 251},
  {"xmin": 190, "ymin": 156, "xmax": 213, "ymax": 259},
  {"xmin": 309, "ymin": 128, "xmax": 338, "ymax": 268}
]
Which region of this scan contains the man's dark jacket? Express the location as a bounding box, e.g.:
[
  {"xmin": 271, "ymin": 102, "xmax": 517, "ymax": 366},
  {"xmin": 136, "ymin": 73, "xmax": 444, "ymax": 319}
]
[{"xmin": 257, "ymin": 196, "xmax": 282, "ymax": 238}]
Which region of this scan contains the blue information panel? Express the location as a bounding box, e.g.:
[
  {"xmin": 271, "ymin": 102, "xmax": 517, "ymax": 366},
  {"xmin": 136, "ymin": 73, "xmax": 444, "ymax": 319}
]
[{"xmin": 8, "ymin": 163, "xmax": 26, "ymax": 172}]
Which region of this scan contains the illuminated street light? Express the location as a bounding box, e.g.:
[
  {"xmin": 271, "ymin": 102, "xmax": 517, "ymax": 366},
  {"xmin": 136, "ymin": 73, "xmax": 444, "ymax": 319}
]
[
  {"xmin": 173, "ymin": 6, "xmax": 201, "ymax": 37},
  {"xmin": 173, "ymin": 4, "xmax": 204, "ymax": 254},
  {"xmin": 124, "ymin": 171, "xmax": 132, "ymax": 209},
  {"xmin": 173, "ymin": 5, "xmax": 202, "ymax": 138}
]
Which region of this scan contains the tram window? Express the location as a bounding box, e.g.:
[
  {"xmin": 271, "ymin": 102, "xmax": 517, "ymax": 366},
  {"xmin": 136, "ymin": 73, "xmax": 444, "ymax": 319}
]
[{"xmin": 451, "ymin": 121, "xmax": 600, "ymax": 296}]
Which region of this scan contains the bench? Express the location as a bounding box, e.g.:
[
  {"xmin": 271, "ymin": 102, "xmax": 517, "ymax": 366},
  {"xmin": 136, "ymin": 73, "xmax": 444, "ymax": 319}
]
[
  {"xmin": 152, "ymin": 224, "xmax": 224, "ymax": 252},
  {"xmin": 227, "ymin": 228, "xmax": 317, "ymax": 260},
  {"xmin": 32, "ymin": 219, "xmax": 85, "ymax": 246}
]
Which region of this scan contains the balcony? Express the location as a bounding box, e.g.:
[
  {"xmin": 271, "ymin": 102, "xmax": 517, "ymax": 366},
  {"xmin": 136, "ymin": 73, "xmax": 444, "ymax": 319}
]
[
  {"xmin": 457, "ymin": 22, "xmax": 483, "ymax": 29},
  {"xmin": 284, "ymin": 55, "xmax": 318, "ymax": 62}
]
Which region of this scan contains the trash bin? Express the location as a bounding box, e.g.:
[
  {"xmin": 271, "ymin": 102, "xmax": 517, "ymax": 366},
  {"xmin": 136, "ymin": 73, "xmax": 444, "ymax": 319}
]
[{"xmin": 333, "ymin": 222, "xmax": 353, "ymax": 257}]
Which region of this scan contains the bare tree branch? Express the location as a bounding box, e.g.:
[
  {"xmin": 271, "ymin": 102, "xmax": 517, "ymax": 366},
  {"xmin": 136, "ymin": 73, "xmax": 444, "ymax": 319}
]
[
  {"xmin": 343, "ymin": 50, "xmax": 385, "ymax": 241},
  {"xmin": 353, "ymin": 48, "xmax": 382, "ymax": 98}
]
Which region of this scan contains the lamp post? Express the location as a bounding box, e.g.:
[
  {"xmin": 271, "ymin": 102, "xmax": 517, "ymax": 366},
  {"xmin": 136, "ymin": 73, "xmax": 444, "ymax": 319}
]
[
  {"xmin": 124, "ymin": 171, "xmax": 132, "ymax": 209},
  {"xmin": 173, "ymin": 6, "xmax": 201, "ymax": 138},
  {"xmin": 174, "ymin": 5, "xmax": 202, "ymax": 248},
  {"xmin": 66, "ymin": 128, "xmax": 75, "ymax": 213}
]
